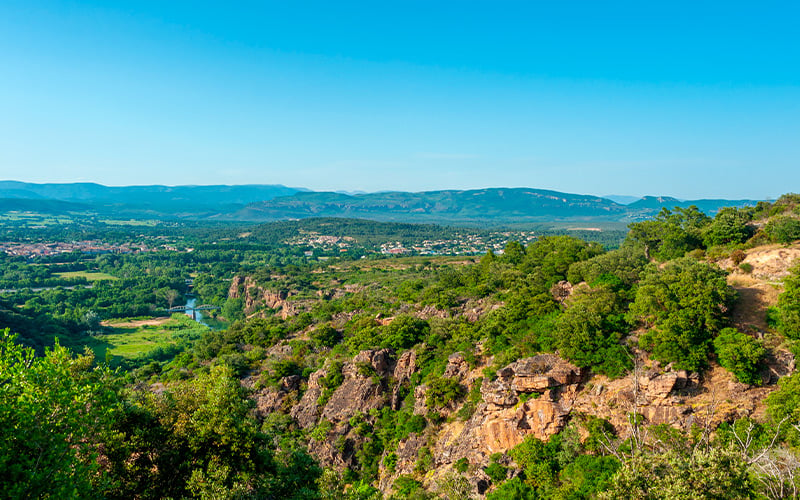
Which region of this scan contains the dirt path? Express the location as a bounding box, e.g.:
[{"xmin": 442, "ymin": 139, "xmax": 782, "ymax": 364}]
[
  {"xmin": 101, "ymin": 317, "xmax": 171, "ymax": 328},
  {"xmin": 728, "ymin": 276, "xmax": 780, "ymax": 333}
]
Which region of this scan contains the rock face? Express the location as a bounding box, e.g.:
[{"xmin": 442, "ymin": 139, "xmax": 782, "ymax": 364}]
[
  {"xmin": 384, "ymin": 354, "xmax": 584, "ymax": 491},
  {"xmin": 250, "ymin": 375, "xmax": 301, "ymax": 418},
  {"xmin": 291, "ymin": 368, "xmax": 326, "ymax": 428},
  {"xmin": 394, "ymin": 350, "xmax": 417, "ymax": 382},
  {"xmin": 469, "ymin": 355, "xmax": 582, "ymax": 450},
  {"xmin": 252, "ymin": 341, "xmax": 787, "ymax": 499},
  {"xmin": 228, "ymin": 275, "xmax": 296, "ymax": 318},
  {"xmin": 443, "ymin": 353, "xmax": 470, "ymax": 380}
]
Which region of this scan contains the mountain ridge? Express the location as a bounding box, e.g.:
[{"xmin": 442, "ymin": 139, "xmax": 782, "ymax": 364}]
[{"xmin": 0, "ymin": 181, "xmax": 762, "ymax": 227}]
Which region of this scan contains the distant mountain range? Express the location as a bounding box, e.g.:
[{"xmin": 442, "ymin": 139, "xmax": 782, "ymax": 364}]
[{"xmin": 0, "ymin": 181, "xmax": 762, "ymax": 227}]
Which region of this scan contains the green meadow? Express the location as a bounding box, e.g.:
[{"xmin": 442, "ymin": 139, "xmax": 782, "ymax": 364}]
[
  {"xmin": 55, "ymin": 271, "xmax": 119, "ymax": 282},
  {"xmin": 88, "ymin": 314, "xmax": 207, "ymax": 364}
]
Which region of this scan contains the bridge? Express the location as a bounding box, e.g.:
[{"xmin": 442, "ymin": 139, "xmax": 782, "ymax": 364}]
[{"xmin": 167, "ymin": 304, "xmax": 220, "ymax": 320}]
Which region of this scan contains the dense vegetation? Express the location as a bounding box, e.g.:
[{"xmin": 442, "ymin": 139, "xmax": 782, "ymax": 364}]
[{"xmin": 2, "ymin": 194, "xmax": 800, "ymax": 499}]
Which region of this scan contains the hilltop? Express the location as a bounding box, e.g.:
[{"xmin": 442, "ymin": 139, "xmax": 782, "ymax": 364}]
[{"xmin": 0, "ymin": 181, "xmax": 762, "ymax": 228}]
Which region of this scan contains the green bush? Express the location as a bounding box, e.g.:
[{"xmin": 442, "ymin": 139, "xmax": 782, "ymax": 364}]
[
  {"xmin": 765, "ymin": 216, "xmax": 800, "ymax": 244},
  {"xmin": 425, "ymin": 377, "xmax": 466, "ymax": 409},
  {"xmin": 454, "ymin": 457, "xmax": 469, "ymax": 473},
  {"xmin": 713, "ymin": 328, "xmax": 765, "ymax": 385},
  {"xmin": 311, "ymin": 324, "xmax": 340, "ymax": 348},
  {"xmin": 630, "ymin": 258, "xmax": 735, "ymax": 371},
  {"xmin": 486, "ymin": 477, "xmax": 536, "ymax": 500},
  {"xmin": 776, "ymin": 264, "xmax": 800, "ymax": 340},
  {"xmin": 555, "ymin": 285, "xmax": 631, "ymax": 378},
  {"xmin": 484, "ymin": 461, "xmax": 508, "ymax": 483},
  {"xmin": 703, "ymin": 207, "xmax": 753, "ymax": 247}
]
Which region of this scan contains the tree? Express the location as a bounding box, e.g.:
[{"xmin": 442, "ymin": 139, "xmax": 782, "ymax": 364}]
[
  {"xmin": 556, "ymin": 286, "xmax": 632, "ymax": 378},
  {"xmin": 703, "ymin": 206, "xmax": 754, "ymax": 247},
  {"xmin": 503, "ymin": 241, "xmax": 526, "ymax": 265},
  {"xmin": 0, "ymin": 330, "xmax": 120, "ymax": 498},
  {"xmin": 567, "ymin": 244, "xmax": 649, "ymax": 287},
  {"xmin": 627, "ymin": 206, "xmax": 711, "ymax": 261},
  {"xmin": 629, "ymin": 258, "xmax": 735, "ymax": 371},
  {"xmin": 713, "ymin": 328, "xmax": 765, "ymax": 385},
  {"xmin": 765, "ymin": 216, "xmax": 800, "ymax": 245},
  {"xmin": 776, "ymin": 263, "xmax": 800, "ymax": 340},
  {"xmin": 521, "ymin": 236, "xmax": 604, "ymax": 285},
  {"xmin": 599, "ymin": 447, "xmax": 756, "ymax": 499}
]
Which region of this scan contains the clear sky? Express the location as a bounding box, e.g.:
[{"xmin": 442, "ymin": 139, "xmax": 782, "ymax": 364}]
[{"xmin": 1, "ymin": 1, "xmax": 798, "ymax": 199}]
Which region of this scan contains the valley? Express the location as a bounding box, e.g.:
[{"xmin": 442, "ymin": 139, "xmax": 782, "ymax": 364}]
[{"xmin": 2, "ymin": 191, "xmax": 800, "ymax": 498}]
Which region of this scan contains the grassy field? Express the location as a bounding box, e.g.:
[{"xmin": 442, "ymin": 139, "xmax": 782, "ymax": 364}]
[
  {"xmin": 55, "ymin": 270, "xmax": 119, "ymax": 281},
  {"xmin": 0, "ymin": 212, "xmax": 76, "ymax": 226},
  {"xmin": 99, "ymin": 218, "xmax": 159, "ymax": 226},
  {"xmin": 88, "ymin": 314, "xmax": 207, "ymax": 364}
]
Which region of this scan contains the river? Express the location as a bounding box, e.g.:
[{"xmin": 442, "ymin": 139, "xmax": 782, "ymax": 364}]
[
  {"xmin": 182, "ymin": 297, "xmax": 226, "ymax": 330},
  {"xmin": 183, "ymin": 297, "xmax": 203, "ymax": 323}
]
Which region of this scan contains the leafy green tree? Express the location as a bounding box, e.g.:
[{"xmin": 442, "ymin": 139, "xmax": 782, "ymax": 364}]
[
  {"xmin": 503, "ymin": 241, "xmax": 526, "ymax": 265},
  {"xmin": 311, "ymin": 324, "xmax": 341, "ymax": 348},
  {"xmin": 381, "ymin": 315, "xmax": 430, "ymax": 351},
  {"xmin": 713, "ymin": 328, "xmax": 765, "ymax": 385},
  {"xmin": 425, "ymin": 377, "xmax": 466, "ymax": 409},
  {"xmin": 486, "ymin": 477, "xmax": 536, "ymax": 500},
  {"xmin": 765, "ymin": 216, "xmax": 800, "ymax": 244},
  {"xmin": 0, "ymin": 330, "xmax": 120, "ymax": 499},
  {"xmin": 557, "ymin": 454, "xmax": 620, "ymax": 498},
  {"xmin": 629, "ymin": 258, "xmax": 735, "ymax": 371},
  {"xmin": 599, "ymin": 448, "xmax": 756, "ymax": 499},
  {"xmin": 556, "ymin": 286, "xmax": 632, "ymax": 378},
  {"xmin": 627, "ymin": 206, "xmax": 711, "ymax": 261},
  {"xmin": 703, "ymin": 206, "xmax": 754, "ymax": 247},
  {"xmin": 567, "ymin": 244, "xmax": 649, "ymax": 287},
  {"xmin": 521, "ymin": 236, "xmax": 604, "ymax": 285},
  {"xmin": 775, "ymin": 263, "xmax": 800, "ymax": 340},
  {"xmin": 766, "ymin": 372, "xmax": 800, "ymax": 446}
]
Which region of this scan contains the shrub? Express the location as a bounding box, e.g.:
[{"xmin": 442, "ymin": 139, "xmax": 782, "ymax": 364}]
[
  {"xmin": 486, "ymin": 477, "xmax": 536, "ymax": 500},
  {"xmin": 713, "ymin": 328, "xmax": 765, "ymax": 385},
  {"xmin": 381, "ymin": 315, "xmax": 430, "ymax": 351},
  {"xmin": 765, "ymin": 216, "xmax": 800, "ymax": 244},
  {"xmin": 730, "ymin": 249, "xmax": 747, "ymax": 266},
  {"xmin": 484, "ymin": 461, "xmax": 508, "ymax": 483},
  {"xmin": 556, "ymin": 286, "xmax": 631, "ymax": 378},
  {"xmin": 454, "ymin": 457, "xmax": 469, "ymax": 473},
  {"xmin": 310, "ymin": 324, "xmax": 340, "ymax": 348},
  {"xmin": 425, "ymin": 378, "xmax": 466, "ymax": 409},
  {"xmin": 776, "ymin": 264, "xmax": 800, "ymax": 340},
  {"xmin": 630, "ymin": 258, "xmax": 735, "ymax": 372}
]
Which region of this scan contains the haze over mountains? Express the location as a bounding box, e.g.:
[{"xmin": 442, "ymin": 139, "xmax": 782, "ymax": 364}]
[{"xmin": 0, "ymin": 181, "xmax": 761, "ymax": 227}]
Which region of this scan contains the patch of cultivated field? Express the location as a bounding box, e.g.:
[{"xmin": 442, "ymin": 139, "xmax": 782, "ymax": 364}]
[
  {"xmin": 88, "ymin": 314, "xmax": 206, "ymax": 362},
  {"xmin": 55, "ymin": 270, "xmax": 119, "ymax": 281}
]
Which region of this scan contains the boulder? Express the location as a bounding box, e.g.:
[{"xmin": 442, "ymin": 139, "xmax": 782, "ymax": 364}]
[{"xmin": 394, "ymin": 350, "xmax": 417, "ymax": 381}]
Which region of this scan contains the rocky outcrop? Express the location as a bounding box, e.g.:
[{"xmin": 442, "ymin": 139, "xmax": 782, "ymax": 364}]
[
  {"xmin": 394, "ymin": 350, "xmax": 417, "ymax": 382},
  {"xmin": 550, "ymin": 280, "xmax": 574, "ymax": 303},
  {"xmin": 257, "ymin": 340, "xmax": 786, "ymax": 499},
  {"xmin": 291, "ymin": 367, "xmax": 326, "ymax": 428},
  {"xmin": 351, "ymin": 348, "xmax": 394, "ymax": 377},
  {"xmin": 385, "ymin": 354, "xmax": 583, "ymax": 490},
  {"xmin": 292, "ymin": 350, "xmax": 394, "ymax": 429},
  {"xmin": 321, "ymin": 377, "xmax": 388, "ymax": 422},
  {"xmin": 250, "ymin": 375, "xmax": 300, "ymax": 418},
  {"xmin": 443, "ymin": 353, "xmax": 470, "ymax": 380},
  {"xmin": 228, "ymin": 275, "xmax": 296, "ymax": 318}
]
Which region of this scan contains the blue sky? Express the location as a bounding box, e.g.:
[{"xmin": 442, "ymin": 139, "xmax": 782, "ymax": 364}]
[{"xmin": 0, "ymin": 1, "xmax": 798, "ymax": 199}]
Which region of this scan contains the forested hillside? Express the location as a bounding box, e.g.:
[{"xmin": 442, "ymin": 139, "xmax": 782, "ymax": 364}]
[
  {"xmin": 3, "ymin": 195, "xmax": 800, "ymax": 499},
  {"xmin": 0, "ymin": 181, "xmax": 761, "ymax": 227}
]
